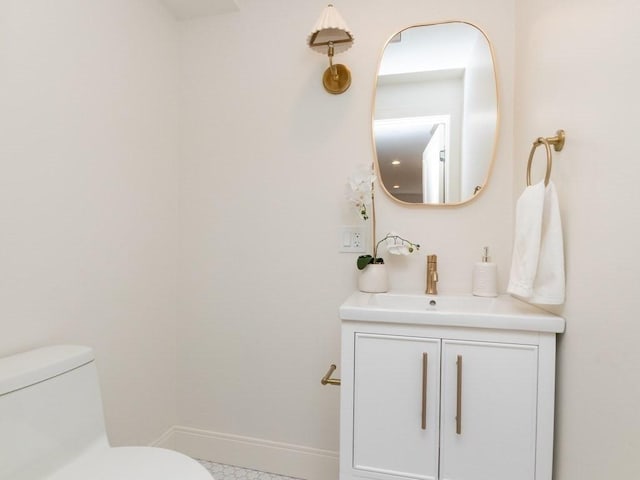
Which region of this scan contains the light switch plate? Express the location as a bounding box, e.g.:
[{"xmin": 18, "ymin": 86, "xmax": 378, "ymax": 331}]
[{"xmin": 340, "ymin": 226, "xmax": 367, "ymax": 253}]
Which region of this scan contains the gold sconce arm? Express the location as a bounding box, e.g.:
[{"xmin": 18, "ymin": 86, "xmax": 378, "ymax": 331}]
[
  {"xmin": 327, "ymin": 42, "xmax": 337, "ymax": 79},
  {"xmin": 321, "ymin": 364, "xmax": 341, "ymax": 386},
  {"xmin": 322, "ymin": 45, "xmax": 351, "ymax": 94}
]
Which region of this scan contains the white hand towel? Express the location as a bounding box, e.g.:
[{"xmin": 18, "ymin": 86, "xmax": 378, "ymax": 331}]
[{"xmin": 508, "ymin": 180, "xmax": 565, "ymax": 304}]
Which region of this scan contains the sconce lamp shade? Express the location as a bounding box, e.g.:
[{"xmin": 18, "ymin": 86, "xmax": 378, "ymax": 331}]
[{"xmin": 307, "ymin": 4, "xmax": 354, "ymax": 54}]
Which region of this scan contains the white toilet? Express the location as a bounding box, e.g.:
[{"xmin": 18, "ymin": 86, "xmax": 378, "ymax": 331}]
[{"xmin": 0, "ymin": 345, "xmax": 213, "ymax": 480}]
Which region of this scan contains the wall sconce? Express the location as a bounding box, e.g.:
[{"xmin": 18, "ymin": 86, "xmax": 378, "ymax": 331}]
[{"xmin": 307, "ymin": 4, "xmax": 354, "ymax": 95}]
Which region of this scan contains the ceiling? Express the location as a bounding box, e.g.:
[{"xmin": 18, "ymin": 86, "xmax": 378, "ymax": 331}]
[{"xmin": 160, "ymin": 0, "xmax": 239, "ymax": 20}]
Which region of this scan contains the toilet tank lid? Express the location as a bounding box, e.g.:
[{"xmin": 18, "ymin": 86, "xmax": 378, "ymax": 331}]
[{"xmin": 0, "ymin": 345, "xmax": 95, "ymax": 396}]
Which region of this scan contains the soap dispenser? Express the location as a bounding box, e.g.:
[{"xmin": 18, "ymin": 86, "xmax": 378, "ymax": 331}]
[{"xmin": 472, "ymin": 246, "xmax": 497, "ymax": 297}]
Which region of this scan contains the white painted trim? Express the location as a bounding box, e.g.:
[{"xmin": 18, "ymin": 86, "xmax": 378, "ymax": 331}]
[
  {"xmin": 152, "ymin": 426, "xmax": 339, "ymax": 480},
  {"xmin": 150, "ymin": 426, "xmax": 176, "ymax": 449}
]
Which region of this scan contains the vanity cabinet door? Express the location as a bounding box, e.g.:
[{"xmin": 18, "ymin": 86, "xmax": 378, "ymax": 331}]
[
  {"xmin": 353, "ymin": 333, "xmax": 441, "ymax": 480},
  {"xmin": 439, "ymin": 340, "xmax": 539, "ymax": 480}
]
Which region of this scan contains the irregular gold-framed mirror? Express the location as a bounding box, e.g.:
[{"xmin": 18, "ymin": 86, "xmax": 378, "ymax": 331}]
[{"xmin": 373, "ymin": 22, "xmax": 498, "ymax": 205}]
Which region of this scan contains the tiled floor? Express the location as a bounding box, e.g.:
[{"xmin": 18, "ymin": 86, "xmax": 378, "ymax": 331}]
[{"xmin": 198, "ymin": 459, "xmax": 302, "ymax": 480}]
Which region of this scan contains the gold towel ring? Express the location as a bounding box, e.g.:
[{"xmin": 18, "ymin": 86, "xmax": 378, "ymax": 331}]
[
  {"xmin": 527, "ymin": 137, "xmax": 552, "ymax": 186},
  {"xmin": 526, "ymin": 129, "xmax": 566, "ymax": 186}
]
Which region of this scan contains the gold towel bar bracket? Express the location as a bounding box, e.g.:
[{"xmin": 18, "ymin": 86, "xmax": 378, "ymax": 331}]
[
  {"xmin": 526, "ymin": 129, "xmax": 566, "ymax": 186},
  {"xmin": 321, "ymin": 364, "xmax": 341, "ymax": 386},
  {"xmin": 538, "ymin": 129, "xmax": 565, "ymax": 152}
]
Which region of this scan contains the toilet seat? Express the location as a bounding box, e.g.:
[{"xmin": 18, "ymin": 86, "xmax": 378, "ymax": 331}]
[{"xmin": 46, "ymin": 446, "xmax": 212, "ymax": 480}]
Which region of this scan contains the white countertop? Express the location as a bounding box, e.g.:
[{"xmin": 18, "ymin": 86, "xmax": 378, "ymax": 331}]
[{"xmin": 339, "ymin": 291, "xmax": 565, "ymax": 333}]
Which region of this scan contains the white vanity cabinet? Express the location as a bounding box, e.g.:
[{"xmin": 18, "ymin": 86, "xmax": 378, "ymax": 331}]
[{"xmin": 339, "ymin": 293, "xmax": 565, "ymax": 480}]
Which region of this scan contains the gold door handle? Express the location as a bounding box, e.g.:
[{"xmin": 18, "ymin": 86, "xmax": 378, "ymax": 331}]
[
  {"xmin": 321, "ymin": 364, "xmax": 341, "ymax": 386},
  {"xmin": 421, "ymin": 353, "xmax": 428, "ymax": 430},
  {"xmin": 456, "ymin": 355, "xmax": 462, "ymax": 435}
]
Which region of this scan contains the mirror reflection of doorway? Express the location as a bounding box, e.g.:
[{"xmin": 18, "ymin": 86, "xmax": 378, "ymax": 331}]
[
  {"xmin": 374, "ymin": 115, "xmax": 452, "ymax": 203},
  {"xmin": 423, "ymin": 122, "xmax": 448, "ymax": 203}
]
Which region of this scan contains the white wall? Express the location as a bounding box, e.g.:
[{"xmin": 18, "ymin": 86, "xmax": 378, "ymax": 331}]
[
  {"xmin": 176, "ymin": 0, "xmax": 515, "ymax": 476},
  {"xmin": 0, "ymin": 0, "xmax": 180, "ymax": 446},
  {"xmin": 514, "ymin": 0, "xmax": 640, "ymax": 477}
]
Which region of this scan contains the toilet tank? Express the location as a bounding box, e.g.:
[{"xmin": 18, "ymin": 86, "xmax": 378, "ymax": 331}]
[{"xmin": 0, "ymin": 346, "xmax": 109, "ymax": 480}]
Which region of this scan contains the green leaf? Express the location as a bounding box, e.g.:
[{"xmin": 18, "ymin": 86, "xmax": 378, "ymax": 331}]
[{"xmin": 357, "ymin": 255, "xmax": 374, "ymax": 270}]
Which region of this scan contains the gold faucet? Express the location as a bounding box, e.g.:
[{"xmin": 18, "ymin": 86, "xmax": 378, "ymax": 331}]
[{"xmin": 426, "ymin": 255, "xmax": 438, "ymax": 295}]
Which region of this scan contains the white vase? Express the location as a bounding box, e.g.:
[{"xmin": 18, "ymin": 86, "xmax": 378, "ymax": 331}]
[{"xmin": 358, "ymin": 263, "xmax": 389, "ymax": 293}]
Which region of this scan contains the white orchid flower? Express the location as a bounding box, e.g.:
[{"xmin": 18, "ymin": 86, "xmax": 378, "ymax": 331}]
[
  {"xmin": 387, "ymin": 243, "xmax": 412, "ymax": 255},
  {"xmin": 373, "ymin": 232, "xmax": 420, "ymax": 259},
  {"xmin": 346, "ymin": 164, "xmax": 376, "ymax": 221},
  {"xmin": 385, "ymin": 232, "xmax": 412, "ymax": 255}
]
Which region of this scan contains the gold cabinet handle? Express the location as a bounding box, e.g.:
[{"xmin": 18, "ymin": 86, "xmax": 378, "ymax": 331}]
[
  {"xmin": 421, "ymin": 353, "xmax": 428, "ymax": 430},
  {"xmin": 456, "ymin": 355, "xmax": 462, "ymax": 435},
  {"xmin": 321, "ymin": 364, "xmax": 341, "ymax": 386}
]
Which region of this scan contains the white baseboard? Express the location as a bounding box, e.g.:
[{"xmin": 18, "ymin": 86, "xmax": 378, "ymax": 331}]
[
  {"xmin": 153, "ymin": 426, "xmax": 339, "ymax": 480},
  {"xmin": 151, "ymin": 426, "xmax": 176, "ymax": 449}
]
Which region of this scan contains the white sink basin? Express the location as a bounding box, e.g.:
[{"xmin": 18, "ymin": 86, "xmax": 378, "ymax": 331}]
[
  {"xmin": 339, "ymin": 292, "xmax": 565, "ymax": 333},
  {"xmin": 367, "ymin": 292, "xmax": 494, "ymax": 312}
]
